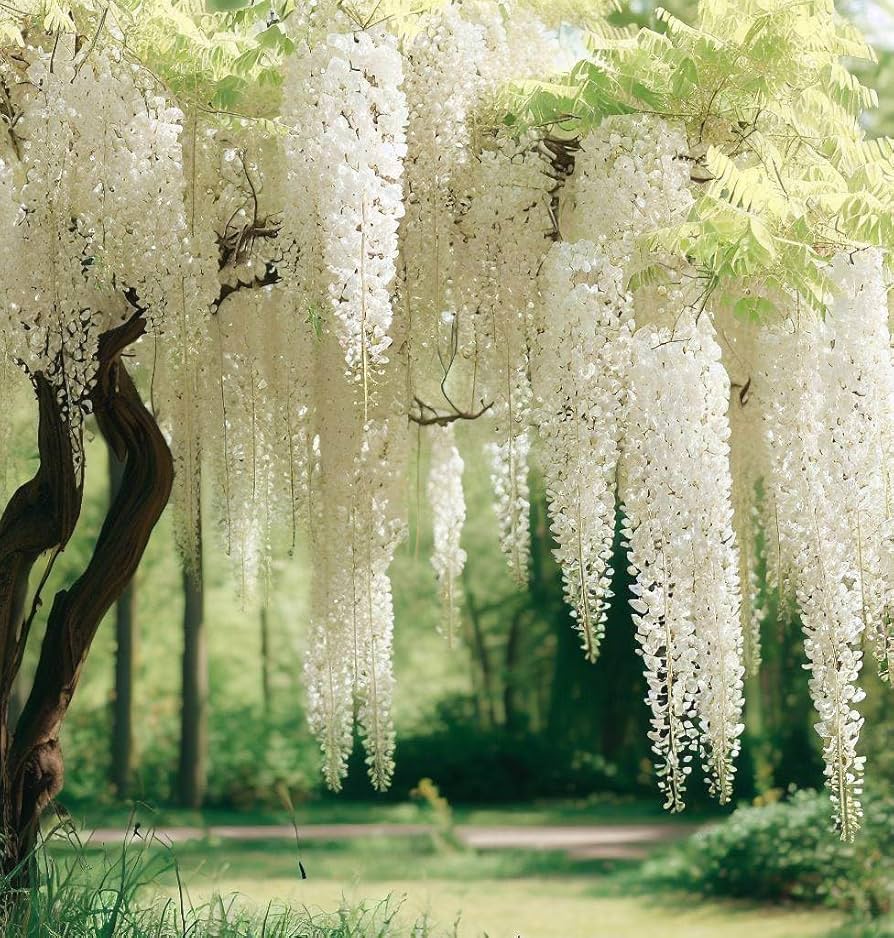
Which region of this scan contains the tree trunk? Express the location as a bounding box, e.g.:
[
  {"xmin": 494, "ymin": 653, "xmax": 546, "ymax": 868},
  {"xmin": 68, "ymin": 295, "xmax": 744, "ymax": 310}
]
[
  {"xmin": 7, "ymin": 676, "xmax": 25, "ymax": 736},
  {"xmin": 177, "ymin": 508, "xmax": 207, "ymax": 809},
  {"xmin": 502, "ymin": 611, "xmax": 523, "ymax": 731},
  {"xmin": 260, "ymin": 602, "xmax": 271, "ymax": 716},
  {"xmin": 460, "ymin": 567, "xmax": 496, "ymax": 728},
  {"xmin": 0, "ymin": 314, "xmax": 173, "ymax": 885},
  {"xmin": 109, "ymin": 447, "xmax": 137, "ymax": 800}
]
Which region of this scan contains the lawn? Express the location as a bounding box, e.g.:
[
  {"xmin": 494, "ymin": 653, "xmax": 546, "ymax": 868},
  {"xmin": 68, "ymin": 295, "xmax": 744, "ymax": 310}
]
[
  {"xmin": 248, "ymin": 881, "xmax": 841, "ymax": 938},
  {"xmin": 53, "ymin": 821, "xmax": 845, "ymax": 938}
]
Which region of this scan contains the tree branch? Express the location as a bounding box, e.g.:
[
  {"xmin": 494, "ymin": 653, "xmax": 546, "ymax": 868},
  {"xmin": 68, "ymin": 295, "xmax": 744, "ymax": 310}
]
[
  {"xmin": 408, "ymin": 396, "xmax": 494, "ymax": 428},
  {"xmin": 213, "ymin": 263, "xmax": 281, "ymax": 314}
]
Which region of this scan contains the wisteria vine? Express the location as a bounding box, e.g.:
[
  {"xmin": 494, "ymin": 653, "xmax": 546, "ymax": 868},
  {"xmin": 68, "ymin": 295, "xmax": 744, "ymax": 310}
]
[{"xmin": 0, "ymin": 0, "xmax": 891, "ymax": 840}]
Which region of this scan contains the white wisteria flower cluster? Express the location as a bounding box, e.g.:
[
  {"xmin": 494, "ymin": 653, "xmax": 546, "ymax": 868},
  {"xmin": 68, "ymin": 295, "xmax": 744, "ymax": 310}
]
[
  {"xmin": 457, "ymin": 135, "xmax": 556, "ymax": 582},
  {"xmin": 0, "ymin": 45, "xmax": 186, "ymax": 438},
  {"xmin": 283, "ymin": 25, "xmax": 407, "ymax": 399},
  {"xmin": 622, "ymin": 316, "xmax": 745, "ymax": 810},
  {"xmin": 533, "ymin": 241, "xmax": 632, "ymax": 661},
  {"xmin": 753, "ymin": 251, "xmax": 894, "ymax": 839},
  {"xmin": 2, "ymin": 0, "xmax": 894, "ymax": 839},
  {"xmin": 427, "ymin": 425, "xmax": 467, "ymax": 644}
]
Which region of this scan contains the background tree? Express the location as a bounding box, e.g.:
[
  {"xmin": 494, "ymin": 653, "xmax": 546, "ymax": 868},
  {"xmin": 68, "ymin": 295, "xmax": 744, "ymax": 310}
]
[{"xmin": 177, "ymin": 517, "xmax": 207, "ymax": 810}]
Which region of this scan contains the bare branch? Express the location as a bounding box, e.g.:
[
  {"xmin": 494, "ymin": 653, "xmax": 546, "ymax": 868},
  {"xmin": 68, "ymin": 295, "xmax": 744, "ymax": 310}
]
[
  {"xmin": 408, "ymin": 396, "xmax": 494, "ymax": 427},
  {"xmin": 213, "ymin": 263, "xmax": 282, "ymax": 314}
]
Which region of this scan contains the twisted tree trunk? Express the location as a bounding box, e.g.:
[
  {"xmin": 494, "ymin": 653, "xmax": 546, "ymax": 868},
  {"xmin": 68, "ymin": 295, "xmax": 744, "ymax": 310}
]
[
  {"xmin": 109, "ymin": 446, "xmax": 137, "ymax": 800},
  {"xmin": 0, "ymin": 314, "xmax": 173, "ymax": 885}
]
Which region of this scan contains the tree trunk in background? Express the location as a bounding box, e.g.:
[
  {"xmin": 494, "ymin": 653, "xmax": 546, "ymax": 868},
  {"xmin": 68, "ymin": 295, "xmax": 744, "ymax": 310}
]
[
  {"xmin": 260, "ymin": 603, "xmax": 271, "ymax": 716},
  {"xmin": 460, "ymin": 567, "xmax": 496, "ymax": 728},
  {"xmin": 109, "ymin": 448, "xmax": 137, "ymax": 800},
  {"xmin": 502, "ymin": 611, "xmax": 523, "ymax": 731},
  {"xmin": 177, "ymin": 508, "xmax": 207, "ymax": 809}
]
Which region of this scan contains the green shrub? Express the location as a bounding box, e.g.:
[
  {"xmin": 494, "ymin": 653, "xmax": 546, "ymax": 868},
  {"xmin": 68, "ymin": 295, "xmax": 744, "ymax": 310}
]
[
  {"xmin": 61, "ymin": 701, "xmax": 321, "ymax": 812},
  {"xmin": 204, "ymin": 703, "xmax": 320, "ymax": 809},
  {"xmin": 644, "ymin": 789, "xmax": 894, "ymax": 916},
  {"xmin": 339, "ymin": 720, "xmax": 634, "ymax": 804}
]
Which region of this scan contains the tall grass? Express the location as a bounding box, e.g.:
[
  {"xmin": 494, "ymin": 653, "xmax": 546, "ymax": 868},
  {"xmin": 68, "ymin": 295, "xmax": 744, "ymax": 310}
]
[{"xmin": 0, "ymin": 818, "xmax": 453, "ymax": 937}]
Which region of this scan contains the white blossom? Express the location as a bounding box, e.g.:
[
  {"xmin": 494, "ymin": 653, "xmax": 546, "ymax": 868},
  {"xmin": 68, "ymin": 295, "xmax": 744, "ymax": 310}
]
[
  {"xmin": 533, "ymin": 241, "xmax": 632, "ymax": 660},
  {"xmin": 283, "ymin": 28, "xmax": 407, "ymax": 402},
  {"xmin": 623, "ymin": 315, "xmax": 745, "ymax": 808},
  {"xmin": 755, "ymin": 286, "xmax": 876, "ymax": 840},
  {"xmin": 427, "ymin": 425, "xmax": 467, "ymax": 644},
  {"xmin": 457, "ymin": 135, "xmax": 554, "ymax": 582}
]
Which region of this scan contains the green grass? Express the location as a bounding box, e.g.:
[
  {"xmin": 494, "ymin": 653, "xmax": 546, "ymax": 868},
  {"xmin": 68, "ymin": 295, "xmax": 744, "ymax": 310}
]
[
  {"xmin": 62, "ymin": 835, "xmax": 635, "ymax": 885},
  {"xmin": 250, "ymin": 881, "xmax": 841, "ymax": 938},
  {"xmin": 48, "ymin": 826, "xmax": 844, "ymax": 938}
]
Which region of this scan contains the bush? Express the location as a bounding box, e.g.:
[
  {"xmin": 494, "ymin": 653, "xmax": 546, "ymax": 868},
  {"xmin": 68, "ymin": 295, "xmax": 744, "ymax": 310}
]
[
  {"xmin": 644, "ymin": 789, "xmax": 894, "ymax": 916},
  {"xmin": 204, "ymin": 704, "xmax": 320, "ymax": 809},
  {"xmin": 339, "ymin": 721, "xmax": 632, "ymax": 803},
  {"xmin": 61, "ymin": 701, "xmax": 322, "ymax": 812}
]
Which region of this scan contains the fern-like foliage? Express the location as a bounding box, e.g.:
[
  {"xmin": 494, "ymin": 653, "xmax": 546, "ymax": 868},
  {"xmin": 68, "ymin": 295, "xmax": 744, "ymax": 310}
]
[
  {"xmin": 0, "ymin": 0, "xmax": 451, "ymax": 119},
  {"xmin": 516, "ymin": 0, "xmax": 894, "ymax": 318}
]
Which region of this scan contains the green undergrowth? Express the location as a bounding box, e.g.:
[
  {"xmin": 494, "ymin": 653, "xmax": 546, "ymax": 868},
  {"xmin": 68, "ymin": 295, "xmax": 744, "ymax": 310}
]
[{"xmin": 5, "ymin": 824, "xmax": 454, "ymax": 938}]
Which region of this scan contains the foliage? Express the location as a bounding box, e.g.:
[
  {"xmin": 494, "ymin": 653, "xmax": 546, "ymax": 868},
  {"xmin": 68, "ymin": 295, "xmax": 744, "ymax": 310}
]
[
  {"xmin": 342, "ymin": 712, "xmax": 644, "ymax": 804},
  {"xmin": 34, "ymin": 820, "xmax": 848, "ymax": 938},
  {"xmin": 61, "ymin": 700, "xmax": 323, "ymax": 811},
  {"xmin": 519, "ymin": 0, "xmax": 894, "ymax": 317},
  {"xmin": 643, "ymin": 789, "xmax": 894, "ymax": 916},
  {"xmin": 409, "ymin": 778, "xmax": 460, "ymax": 851}
]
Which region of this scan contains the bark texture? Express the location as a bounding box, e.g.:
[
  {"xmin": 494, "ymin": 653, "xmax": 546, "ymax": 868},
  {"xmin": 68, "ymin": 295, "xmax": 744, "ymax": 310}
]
[
  {"xmin": 109, "ymin": 447, "xmax": 137, "ymax": 799},
  {"xmin": 0, "ymin": 315, "xmax": 173, "ymax": 880}
]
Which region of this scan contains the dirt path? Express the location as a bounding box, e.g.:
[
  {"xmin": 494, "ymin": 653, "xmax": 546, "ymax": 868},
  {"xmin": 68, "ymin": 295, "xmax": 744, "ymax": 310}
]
[{"xmin": 83, "ymin": 821, "xmax": 700, "ymax": 860}]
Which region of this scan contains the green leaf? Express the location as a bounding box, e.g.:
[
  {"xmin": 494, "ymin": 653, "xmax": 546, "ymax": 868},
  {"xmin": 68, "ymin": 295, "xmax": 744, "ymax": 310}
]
[
  {"xmin": 733, "ymin": 296, "xmax": 777, "ymax": 322},
  {"xmin": 626, "ymin": 263, "xmax": 670, "ymax": 292},
  {"xmin": 670, "ymin": 57, "xmax": 698, "ymax": 97},
  {"xmin": 206, "ymin": 0, "xmax": 252, "ymax": 11}
]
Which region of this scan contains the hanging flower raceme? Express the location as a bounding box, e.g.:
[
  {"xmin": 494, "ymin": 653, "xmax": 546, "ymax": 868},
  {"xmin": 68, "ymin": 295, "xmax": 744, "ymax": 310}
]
[
  {"xmin": 756, "ymin": 297, "xmax": 871, "ymax": 841},
  {"xmin": 281, "ymin": 22, "xmax": 411, "ymax": 791},
  {"xmin": 158, "ymin": 122, "xmax": 226, "ymax": 574},
  {"xmin": 304, "ymin": 335, "xmax": 359, "ymax": 791},
  {"xmin": 398, "ymin": 2, "xmax": 562, "ymax": 417},
  {"xmin": 457, "ymin": 135, "xmax": 555, "ymax": 583},
  {"xmin": 622, "ymin": 315, "xmax": 745, "ymax": 809},
  {"xmin": 208, "ymin": 288, "xmax": 293, "ymax": 598},
  {"xmin": 823, "ymin": 252, "xmax": 894, "ymax": 681},
  {"xmin": 351, "ymin": 415, "xmax": 406, "ymax": 790},
  {"xmin": 303, "ymin": 307, "xmax": 410, "ymax": 792},
  {"xmin": 560, "ymin": 115, "xmax": 693, "ymax": 272},
  {"xmin": 398, "ymin": 4, "xmax": 489, "ymax": 421},
  {"xmin": 282, "ymin": 26, "xmax": 407, "ymax": 405},
  {"xmin": 469, "ymin": 0, "xmax": 569, "ymax": 86},
  {"xmin": 427, "ymin": 425, "xmax": 467, "ymax": 644},
  {"xmin": 2, "ymin": 45, "xmax": 186, "ymax": 440},
  {"xmin": 533, "ymin": 241, "xmax": 633, "ymax": 661}
]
